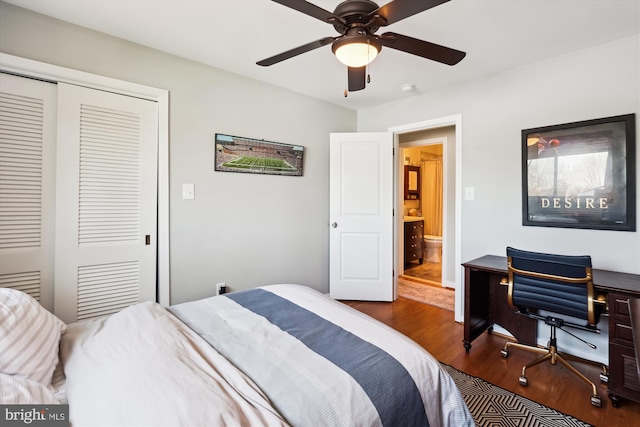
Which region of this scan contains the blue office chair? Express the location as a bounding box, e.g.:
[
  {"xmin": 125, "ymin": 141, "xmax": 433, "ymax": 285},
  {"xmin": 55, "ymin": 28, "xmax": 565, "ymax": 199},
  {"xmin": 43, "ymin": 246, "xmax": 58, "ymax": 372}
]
[{"xmin": 500, "ymin": 247, "xmax": 607, "ymax": 407}]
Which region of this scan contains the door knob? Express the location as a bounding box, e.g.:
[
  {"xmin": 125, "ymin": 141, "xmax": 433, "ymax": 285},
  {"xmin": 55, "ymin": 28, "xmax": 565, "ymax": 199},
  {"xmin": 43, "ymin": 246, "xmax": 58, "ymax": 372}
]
[{"xmin": 331, "ymin": 222, "xmax": 338, "ymax": 228}]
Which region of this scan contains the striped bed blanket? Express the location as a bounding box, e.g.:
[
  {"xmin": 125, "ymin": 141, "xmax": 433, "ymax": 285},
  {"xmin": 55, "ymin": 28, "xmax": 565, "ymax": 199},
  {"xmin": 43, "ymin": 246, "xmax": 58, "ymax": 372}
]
[{"xmin": 169, "ymin": 284, "xmax": 473, "ymax": 426}]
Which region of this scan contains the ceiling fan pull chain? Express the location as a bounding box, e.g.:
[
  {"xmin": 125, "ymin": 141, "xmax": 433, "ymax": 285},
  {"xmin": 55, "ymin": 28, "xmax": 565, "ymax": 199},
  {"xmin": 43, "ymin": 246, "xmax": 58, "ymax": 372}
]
[
  {"xmin": 367, "ymin": 39, "xmax": 372, "ymax": 86},
  {"xmin": 344, "ymin": 68, "xmax": 348, "ymax": 97}
]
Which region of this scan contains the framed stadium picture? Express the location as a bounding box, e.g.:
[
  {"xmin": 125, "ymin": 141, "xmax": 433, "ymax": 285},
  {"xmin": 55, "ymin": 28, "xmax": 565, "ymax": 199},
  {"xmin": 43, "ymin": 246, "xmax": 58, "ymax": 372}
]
[
  {"xmin": 214, "ymin": 133, "xmax": 304, "ymax": 176},
  {"xmin": 521, "ymin": 114, "xmax": 636, "ymax": 231}
]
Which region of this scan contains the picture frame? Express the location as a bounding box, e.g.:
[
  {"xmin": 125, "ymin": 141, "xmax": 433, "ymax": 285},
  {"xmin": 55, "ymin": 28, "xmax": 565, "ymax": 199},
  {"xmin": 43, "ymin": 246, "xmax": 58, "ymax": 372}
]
[
  {"xmin": 214, "ymin": 133, "xmax": 304, "ymax": 176},
  {"xmin": 521, "ymin": 114, "xmax": 636, "ymax": 231}
]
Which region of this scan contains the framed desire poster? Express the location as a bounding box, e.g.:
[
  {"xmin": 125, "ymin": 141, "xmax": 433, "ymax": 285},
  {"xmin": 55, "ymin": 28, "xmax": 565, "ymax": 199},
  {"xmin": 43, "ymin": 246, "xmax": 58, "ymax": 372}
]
[{"xmin": 522, "ymin": 114, "xmax": 636, "ymax": 231}]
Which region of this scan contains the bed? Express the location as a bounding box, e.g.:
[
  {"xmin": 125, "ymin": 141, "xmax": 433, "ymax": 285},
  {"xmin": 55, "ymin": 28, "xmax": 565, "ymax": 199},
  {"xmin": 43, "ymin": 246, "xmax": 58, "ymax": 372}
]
[{"xmin": 0, "ymin": 284, "xmax": 473, "ymax": 426}]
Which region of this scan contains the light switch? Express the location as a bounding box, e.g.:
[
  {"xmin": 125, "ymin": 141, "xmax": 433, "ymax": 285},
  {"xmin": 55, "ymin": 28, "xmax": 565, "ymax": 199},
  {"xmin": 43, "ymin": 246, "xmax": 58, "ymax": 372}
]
[
  {"xmin": 464, "ymin": 187, "xmax": 475, "ymax": 201},
  {"xmin": 182, "ymin": 184, "xmax": 195, "ymax": 200}
]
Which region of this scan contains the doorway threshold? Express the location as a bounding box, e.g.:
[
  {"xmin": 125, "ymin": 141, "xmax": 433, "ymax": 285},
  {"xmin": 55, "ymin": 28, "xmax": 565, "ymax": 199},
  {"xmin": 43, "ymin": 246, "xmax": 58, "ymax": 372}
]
[
  {"xmin": 399, "ymin": 274, "xmax": 442, "ymax": 288},
  {"xmin": 398, "ymin": 276, "xmax": 454, "ymax": 311}
]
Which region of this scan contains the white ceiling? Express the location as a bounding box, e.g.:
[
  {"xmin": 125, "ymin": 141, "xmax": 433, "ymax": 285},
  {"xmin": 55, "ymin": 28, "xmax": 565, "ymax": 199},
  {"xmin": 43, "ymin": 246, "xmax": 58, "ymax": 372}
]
[{"xmin": 6, "ymin": 0, "xmax": 639, "ymax": 111}]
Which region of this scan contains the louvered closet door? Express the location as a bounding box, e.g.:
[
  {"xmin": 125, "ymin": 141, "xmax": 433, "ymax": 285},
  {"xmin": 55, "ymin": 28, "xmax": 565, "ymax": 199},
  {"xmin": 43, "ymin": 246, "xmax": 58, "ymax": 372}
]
[
  {"xmin": 0, "ymin": 73, "xmax": 56, "ymax": 310},
  {"xmin": 55, "ymin": 83, "xmax": 158, "ymax": 323}
]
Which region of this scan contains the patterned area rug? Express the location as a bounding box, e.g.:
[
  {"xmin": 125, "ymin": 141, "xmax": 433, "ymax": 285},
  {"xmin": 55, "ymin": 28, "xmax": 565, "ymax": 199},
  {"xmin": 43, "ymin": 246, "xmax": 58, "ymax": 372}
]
[
  {"xmin": 398, "ymin": 277, "xmax": 454, "ymax": 312},
  {"xmin": 441, "ymin": 363, "xmax": 592, "ymax": 427}
]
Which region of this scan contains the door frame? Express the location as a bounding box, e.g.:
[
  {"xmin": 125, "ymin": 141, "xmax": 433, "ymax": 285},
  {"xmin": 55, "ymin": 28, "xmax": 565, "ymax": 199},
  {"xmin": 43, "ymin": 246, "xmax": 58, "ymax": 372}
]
[
  {"xmin": 389, "ymin": 115, "xmax": 464, "ymax": 322},
  {"xmin": 0, "ymin": 53, "xmax": 171, "ymax": 306}
]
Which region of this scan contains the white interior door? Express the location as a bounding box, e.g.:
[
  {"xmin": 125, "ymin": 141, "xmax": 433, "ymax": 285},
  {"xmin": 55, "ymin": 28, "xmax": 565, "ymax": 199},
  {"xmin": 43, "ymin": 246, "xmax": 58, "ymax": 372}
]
[
  {"xmin": 0, "ymin": 73, "xmax": 56, "ymax": 310},
  {"xmin": 329, "ymin": 132, "xmax": 394, "ymax": 301},
  {"xmin": 54, "ymin": 83, "xmax": 158, "ymax": 323}
]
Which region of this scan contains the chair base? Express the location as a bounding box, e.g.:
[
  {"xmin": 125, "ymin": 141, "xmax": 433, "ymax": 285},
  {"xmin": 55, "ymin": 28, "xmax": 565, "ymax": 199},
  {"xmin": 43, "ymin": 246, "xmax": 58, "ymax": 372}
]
[{"xmin": 501, "ymin": 340, "xmax": 604, "ymax": 407}]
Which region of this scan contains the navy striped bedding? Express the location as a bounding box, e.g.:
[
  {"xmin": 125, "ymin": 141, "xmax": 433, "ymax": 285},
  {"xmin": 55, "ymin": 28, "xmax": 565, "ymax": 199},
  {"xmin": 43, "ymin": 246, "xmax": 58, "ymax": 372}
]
[{"xmin": 169, "ymin": 284, "xmax": 472, "ymax": 427}]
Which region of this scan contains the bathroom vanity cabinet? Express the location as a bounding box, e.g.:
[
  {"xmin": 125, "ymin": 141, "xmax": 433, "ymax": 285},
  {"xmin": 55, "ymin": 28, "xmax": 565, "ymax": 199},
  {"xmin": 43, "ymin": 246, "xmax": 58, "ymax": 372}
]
[{"xmin": 404, "ymin": 220, "xmax": 424, "ymax": 265}]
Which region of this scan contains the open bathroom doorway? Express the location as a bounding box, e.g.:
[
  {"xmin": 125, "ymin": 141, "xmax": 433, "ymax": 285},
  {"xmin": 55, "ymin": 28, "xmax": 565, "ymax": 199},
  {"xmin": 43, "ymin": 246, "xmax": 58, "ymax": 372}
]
[
  {"xmin": 401, "ymin": 141, "xmax": 444, "ymax": 286},
  {"xmin": 398, "ymin": 127, "xmax": 454, "ymax": 298},
  {"xmin": 392, "ymin": 117, "xmax": 462, "ymax": 319}
]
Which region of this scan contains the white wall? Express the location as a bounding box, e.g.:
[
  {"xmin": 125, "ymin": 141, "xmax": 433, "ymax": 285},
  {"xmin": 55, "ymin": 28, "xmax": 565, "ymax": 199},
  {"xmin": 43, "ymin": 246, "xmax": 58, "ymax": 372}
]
[
  {"xmin": 0, "ymin": 2, "xmax": 357, "ymax": 304},
  {"xmin": 359, "ymin": 35, "xmax": 640, "ymax": 276}
]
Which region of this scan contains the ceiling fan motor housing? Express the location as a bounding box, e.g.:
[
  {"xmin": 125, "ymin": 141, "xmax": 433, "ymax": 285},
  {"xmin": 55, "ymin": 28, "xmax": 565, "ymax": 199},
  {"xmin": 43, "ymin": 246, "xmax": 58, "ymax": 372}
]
[
  {"xmin": 332, "ymin": 27, "xmax": 382, "ymax": 56},
  {"xmin": 332, "ymin": 0, "xmax": 382, "ymax": 34}
]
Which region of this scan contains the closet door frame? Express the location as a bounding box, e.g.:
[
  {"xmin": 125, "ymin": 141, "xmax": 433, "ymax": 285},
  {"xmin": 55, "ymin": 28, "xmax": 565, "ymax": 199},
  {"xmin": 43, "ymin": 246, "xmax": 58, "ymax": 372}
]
[{"xmin": 0, "ymin": 53, "xmax": 170, "ymax": 306}]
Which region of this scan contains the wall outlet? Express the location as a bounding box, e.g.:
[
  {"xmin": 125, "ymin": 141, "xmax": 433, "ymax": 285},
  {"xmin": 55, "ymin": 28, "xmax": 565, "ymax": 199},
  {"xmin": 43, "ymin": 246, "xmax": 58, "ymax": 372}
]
[{"xmin": 216, "ymin": 282, "xmax": 227, "ymax": 295}]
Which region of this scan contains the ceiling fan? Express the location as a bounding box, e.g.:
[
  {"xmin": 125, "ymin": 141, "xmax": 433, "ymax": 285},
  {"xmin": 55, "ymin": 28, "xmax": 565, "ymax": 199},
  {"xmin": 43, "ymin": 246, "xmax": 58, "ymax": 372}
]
[{"xmin": 257, "ymin": 0, "xmax": 466, "ymax": 95}]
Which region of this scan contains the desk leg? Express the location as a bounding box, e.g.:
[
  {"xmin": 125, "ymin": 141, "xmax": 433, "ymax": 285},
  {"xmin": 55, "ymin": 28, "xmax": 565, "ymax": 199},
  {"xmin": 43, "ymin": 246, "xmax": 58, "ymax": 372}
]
[
  {"xmin": 463, "ymin": 268, "xmax": 493, "ymax": 352},
  {"xmin": 463, "ymin": 267, "xmax": 536, "ymax": 351},
  {"xmin": 608, "ymin": 392, "xmax": 622, "ymax": 408}
]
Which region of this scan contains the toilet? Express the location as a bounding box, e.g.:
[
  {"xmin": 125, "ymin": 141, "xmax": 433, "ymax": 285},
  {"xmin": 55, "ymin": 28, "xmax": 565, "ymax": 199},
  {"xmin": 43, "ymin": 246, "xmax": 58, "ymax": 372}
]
[{"xmin": 423, "ymin": 235, "xmax": 442, "ymax": 263}]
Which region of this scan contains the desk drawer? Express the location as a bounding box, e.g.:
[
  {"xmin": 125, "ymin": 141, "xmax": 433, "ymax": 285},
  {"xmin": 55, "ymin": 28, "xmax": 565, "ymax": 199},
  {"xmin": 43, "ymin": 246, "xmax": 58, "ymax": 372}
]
[
  {"xmin": 609, "ymin": 343, "xmax": 640, "ymax": 399},
  {"xmin": 609, "ymin": 293, "xmax": 634, "ymax": 346},
  {"xmin": 611, "ymin": 322, "xmax": 634, "ymax": 346},
  {"xmin": 610, "ymin": 294, "xmax": 631, "ymax": 317}
]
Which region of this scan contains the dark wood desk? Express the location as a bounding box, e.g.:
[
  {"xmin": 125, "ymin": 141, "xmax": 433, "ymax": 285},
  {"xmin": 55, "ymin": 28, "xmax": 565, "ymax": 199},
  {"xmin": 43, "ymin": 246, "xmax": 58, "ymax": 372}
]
[{"xmin": 462, "ymin": 255, "xmax": 640, "ymax": 407}]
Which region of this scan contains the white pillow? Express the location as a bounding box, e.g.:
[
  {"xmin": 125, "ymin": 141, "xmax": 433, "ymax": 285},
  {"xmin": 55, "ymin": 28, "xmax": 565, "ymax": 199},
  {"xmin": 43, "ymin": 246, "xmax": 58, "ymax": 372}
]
[
  {"xmin": 0, "ymin": 373, "xmax": 59, "ymax": 404},
  {"xmin": 0, "ymin": 288, "xmax": 66, "ymax": 386}
]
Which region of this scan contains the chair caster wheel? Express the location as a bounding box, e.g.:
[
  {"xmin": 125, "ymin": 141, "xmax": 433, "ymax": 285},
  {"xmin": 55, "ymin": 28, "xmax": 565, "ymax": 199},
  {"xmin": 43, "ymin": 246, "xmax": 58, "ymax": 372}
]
[
  {"xmin": 500, "ymin": 349, "xmax": 508, "ymax": 358},
  {"xmin": 590, "ymin": 395, "xmax": 602, "ymax": 407},
  {"xmin": 599, "ymin": 372, "xmax": 609, "ymax": 383},
  {"xmin": 519, "ymin": 376, "xmax": 528, "ymax": 386}
]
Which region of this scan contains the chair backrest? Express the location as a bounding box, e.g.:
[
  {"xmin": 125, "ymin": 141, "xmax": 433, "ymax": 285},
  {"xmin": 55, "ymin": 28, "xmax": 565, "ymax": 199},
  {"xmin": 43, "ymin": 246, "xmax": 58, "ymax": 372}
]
[{"xmin": 506, "ymin": 247, "xmax": 599, "ymax": 326}]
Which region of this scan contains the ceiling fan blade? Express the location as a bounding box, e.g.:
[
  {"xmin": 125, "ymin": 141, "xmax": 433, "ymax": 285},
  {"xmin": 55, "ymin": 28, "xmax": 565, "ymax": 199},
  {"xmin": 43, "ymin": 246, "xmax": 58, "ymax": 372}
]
[
  {"xmin": 348, "ymin": 66, "xmax": 366, "ymax": 92},
  {"xmin": 372, "ymin": 0, "xmax": 450, "ymax": 26},
  {"xmin": 257, "ymin": 37, "xmax": 336, "ymax": 66},
  {"xmin": 380, "ymin": 32, "xmax": 466, "ymax": 65},
  {"xmin": 271, "ymin": 0, "xmax": 345, "ymax": 26}
]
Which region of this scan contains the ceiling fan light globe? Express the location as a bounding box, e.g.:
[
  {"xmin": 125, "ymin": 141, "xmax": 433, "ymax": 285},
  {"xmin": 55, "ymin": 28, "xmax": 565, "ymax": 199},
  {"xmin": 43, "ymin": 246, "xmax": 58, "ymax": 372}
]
[{"xmin": 334, "ymin": 43, "xmax": 378, "ymax": 67}]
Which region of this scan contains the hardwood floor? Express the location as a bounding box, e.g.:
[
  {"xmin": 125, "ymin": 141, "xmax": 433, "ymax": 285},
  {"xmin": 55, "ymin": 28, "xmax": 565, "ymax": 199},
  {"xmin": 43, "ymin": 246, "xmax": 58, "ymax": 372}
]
[{"xmin": 342, "ymin": 297, "xmax": 640, "ymax": 427}]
